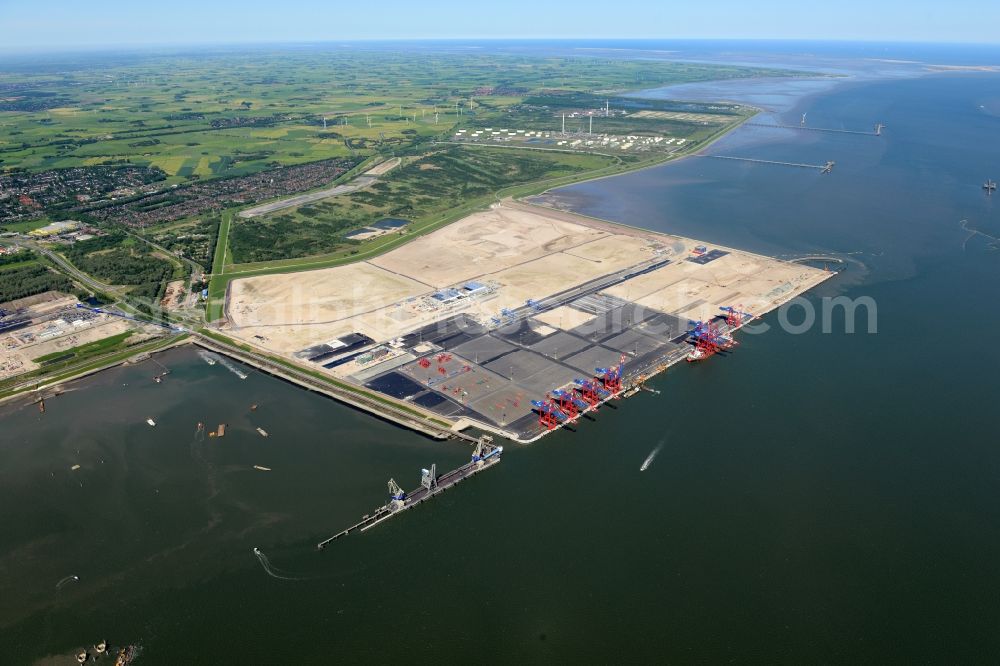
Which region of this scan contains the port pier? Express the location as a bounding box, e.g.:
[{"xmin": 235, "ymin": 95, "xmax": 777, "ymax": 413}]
[
  {"xmin": 697, "ymin": 154, "xmax": 835, "ymax": 172},
  {"xmin": 317, "ymin": 436, "xmax": 502, "ymax": 548},
  {"xmin": 746, "ymin": 122, "xmax": 884, "ymax": 136}
]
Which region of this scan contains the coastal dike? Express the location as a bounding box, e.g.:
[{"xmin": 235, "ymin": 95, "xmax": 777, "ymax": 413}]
[{"xmin": 191, "ymin": 335, "xmax": 479, "ymax": 443}]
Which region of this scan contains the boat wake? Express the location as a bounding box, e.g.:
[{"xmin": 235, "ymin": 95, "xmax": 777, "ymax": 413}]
[
  {"xmin": 197, "ymin": 350, "xmax": 219, "ymax": 366},
  {"xmin": 56, "ymin": 575, "xmax": 79, "ymax": 589},
  {"xmin": 217, "ymin": 356, "xmax": 248, "ymax": 380},
  {"xmin": 253, "ymin": 548, "xmax": 305, "ymax": 581},
  {"xmin": 640, "ymin": 442, "xmax": 663, "ymax": 472}
]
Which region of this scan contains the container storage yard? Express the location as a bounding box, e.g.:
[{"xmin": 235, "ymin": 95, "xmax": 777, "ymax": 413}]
[{"xmin": 224, "ymin": 200, "xmax": 832, "ymax": 442}]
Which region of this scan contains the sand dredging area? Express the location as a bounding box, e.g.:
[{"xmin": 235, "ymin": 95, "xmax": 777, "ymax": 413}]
[{"xmin": 223, "ymin": 200, "xmax": 832, "ymax": 441}]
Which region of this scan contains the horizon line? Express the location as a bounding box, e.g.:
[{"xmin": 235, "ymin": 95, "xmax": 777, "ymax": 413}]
[{"xmin": 3, "ymin": 36, "xmax": 1000, "ymax": 57}]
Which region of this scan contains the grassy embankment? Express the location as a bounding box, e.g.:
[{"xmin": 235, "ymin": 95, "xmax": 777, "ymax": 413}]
[
  {"xmin": 197, "ymin": 329, "xmax": 450, "ymax": 427},
  {"xmin": 0, "ymin": 333, "xmax": 186, "ymax": 401},
  {"xmin": 32, "ymin": 331, "xmax": 134, "ymax": 365}
]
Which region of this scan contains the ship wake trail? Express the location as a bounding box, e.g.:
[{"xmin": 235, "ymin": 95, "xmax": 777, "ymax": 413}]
[
  {"xmin": 640, "ymin": 442, "xmax": 663, "ymax": 472},
  {"xmin": 253, "ymin": 548, "xmax": 305, "ymax": 581},
  {"xmin": 55, "ymin": 575, "xmax": 79, "ymax": 589},
  {"xmin": 197, "ymin": 350, "xmax": 219, "ymax": 365},
  {"xmin": 217, "ymin": 356, "xmax": 248, "ymax": 380}
]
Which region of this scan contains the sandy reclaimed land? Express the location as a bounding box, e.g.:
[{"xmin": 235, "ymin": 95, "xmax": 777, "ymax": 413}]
[
  {"xmin": 227, "ymin": 208, "xmax": 653, "ymax": 352},
  {"xmin": 487, "ymin": 241, "xmax": 652, "ymax": 312},
  {"xmin": 226, "ymin": 200, "xmax": 830, "ymax": 358},
  {"xmin": 368, "ymin": 205, "xmax": 609, "ymax": 288},
  {"xmin": 561, "ymin": 234, "xmax": 657, "ymax": 267},
  {"xmin": 229, "ymin": 262, "xmax": 428, "ymax": 329},
  {"xmin": 603, "ymin": 246, "xmax": 829, "ymax": 322},
  {"xmin": 533, "ymin": 305, "xmax": 596, "ymax": 330}
]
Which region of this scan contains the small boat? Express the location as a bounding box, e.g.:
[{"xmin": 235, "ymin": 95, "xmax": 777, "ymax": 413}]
[
  {"xmin": 250, "ymin": 403, "xmax": 258, "ymax": 411},
  {"xmin": 71, "ymin": 464, "xmax": 81, "ymax": 471},
  {"xmin": 253, "ymin": 465, "xmax": 272, "ymax": 472},
  {"xmin": 146, "ymin": 418, "xmax": 156, "ymax": 427},
  {"xmin": 77, "ymin": 651, "xmax": 87, "ymax": 663},
  {"xmin": 95, "ymin": 641, "xmax": 107, "ymax": 654},
  {"xmin": 984, "ymin": 179, "xmax": 997, "ymax": 192},
  {"xmin": 256, "ymin": 427, "xmax": 269, "ymax": 437},
  {"xmin": 153, "ymin": 375, "xmax": 161, "ymax": 383}
]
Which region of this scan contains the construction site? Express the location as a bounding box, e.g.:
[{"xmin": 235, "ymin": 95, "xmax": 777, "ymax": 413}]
[
  {"xmin": 224, "ymin": 200, "xmax": 833, "ymax": 443},
  {"xmin": 0, "ymin": 293, "xmax": 140, "ymax": 381}
]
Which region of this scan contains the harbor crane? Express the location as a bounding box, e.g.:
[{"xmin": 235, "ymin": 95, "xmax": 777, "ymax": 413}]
[
  {"xmin": 720, "ymin": 305, "xmax": 753, "ymax": 329},
  {"xmin": 532, "ymin": 399, "xmax": 569, "ymax": 430},
  {"xmin": 471, "ymin": 435, "xmax": 502, "ymax": 466},
  {"xmin": 595, "ymin": 354, "xmax": 626, "ymax": 393},
  {"xmin": 573, "ymin": 378, "xmax": 609, "ymax": 406},
  {"xmin": 387, "ymin": 478, "xmax": 406, "ymax": 508},
  {"xmin": 552, "ymin": 388, "xmax": 589, "ymax": 415},
  {"xmin": 686, "ymin": 319, "xmax": 736, "ymax": 362},
  {"xmin": 420, "ymin": 464, "xmax": 438, "ymax": 492}
]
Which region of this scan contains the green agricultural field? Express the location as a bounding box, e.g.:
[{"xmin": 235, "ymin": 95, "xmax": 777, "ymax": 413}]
[
  {"xmin": 1, "ymin": 45, "xmax": 799, "ymax": 323},
  {"xmin": 0, "ymin": 48, "xmax": 789, "ymax": 181},
  {"xmin": 0, "ymin": 218, "xmax": 52, "ymax": 233},
  {"xmin": 228, "ymin": 145, "xmax": 616, "ymax": 263}
]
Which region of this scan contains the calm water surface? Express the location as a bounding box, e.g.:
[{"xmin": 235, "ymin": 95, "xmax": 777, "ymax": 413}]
[{"xmin": 3, "ymin": 51, "xmax": 1000, "ymax": 663}]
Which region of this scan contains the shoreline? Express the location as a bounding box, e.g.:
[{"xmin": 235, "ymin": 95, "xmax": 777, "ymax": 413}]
[
  {"xmin": 2, "ymin": 181, "xmax": 837, "ymax": 441},
  {"xmin": 0, "ymin": 86, "xmax": 818, "ymax": 435},
  {"xmin": 211, "ymin": 197, "xmax": 835, "ymax": 444},
  {"xmin": 1, "ymin": 203, "xmax": 837, "ymax": 444},
  {"xmin": 0, "ymin": 334, "xmax": 191, "ymax": 408}
]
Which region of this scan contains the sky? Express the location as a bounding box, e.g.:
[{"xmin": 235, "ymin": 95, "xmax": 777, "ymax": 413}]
[{"xmin": 2, "ymin": 0, "xmax": 998, "ymax": 50}]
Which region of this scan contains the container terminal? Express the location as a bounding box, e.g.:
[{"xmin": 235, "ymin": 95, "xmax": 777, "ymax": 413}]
[{"xmin": 221, "ymin": 199, "xmax": 837, "ymax": 444}]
